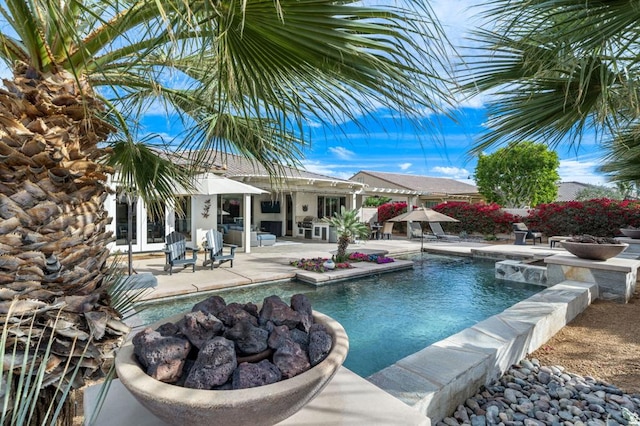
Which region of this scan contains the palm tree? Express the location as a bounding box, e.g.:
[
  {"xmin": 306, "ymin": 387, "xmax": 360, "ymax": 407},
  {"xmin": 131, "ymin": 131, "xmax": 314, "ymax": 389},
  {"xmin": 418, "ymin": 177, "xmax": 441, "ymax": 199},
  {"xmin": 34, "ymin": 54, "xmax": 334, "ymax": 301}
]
[
  {"xmin": 459, "ymin": 0, "xmax": 640, "ymax": 163},
  {"xmin": 0, "ymin": 0, "xmax": 454, "ymax": 422},
  {"xmin": 323, "ymin": 208, "xmax": 371, "ymax": 262}
]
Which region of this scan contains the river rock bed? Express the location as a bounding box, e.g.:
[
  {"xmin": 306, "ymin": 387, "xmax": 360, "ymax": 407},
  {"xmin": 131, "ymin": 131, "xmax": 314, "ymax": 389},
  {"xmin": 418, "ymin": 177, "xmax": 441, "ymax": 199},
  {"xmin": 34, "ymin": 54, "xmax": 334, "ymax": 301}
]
[
  {"xmin": 439, "ymin": 358, "xmax": 640, "ymax": 426},
  {"xmin": 131, "ymin": 294, "xmax": 333, "ymax": 390}
]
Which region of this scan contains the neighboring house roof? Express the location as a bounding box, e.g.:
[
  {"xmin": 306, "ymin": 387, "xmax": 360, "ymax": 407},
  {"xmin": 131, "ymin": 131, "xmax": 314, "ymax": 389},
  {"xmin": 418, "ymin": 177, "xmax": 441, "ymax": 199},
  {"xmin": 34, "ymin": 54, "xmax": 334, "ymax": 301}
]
[
  {"xmin": 350, "ymin": 170, "xmax": 478, "ymax": 195},
  {"xmin": 556, "ymin": 181, "xmax": 597, "ymax": 201}
]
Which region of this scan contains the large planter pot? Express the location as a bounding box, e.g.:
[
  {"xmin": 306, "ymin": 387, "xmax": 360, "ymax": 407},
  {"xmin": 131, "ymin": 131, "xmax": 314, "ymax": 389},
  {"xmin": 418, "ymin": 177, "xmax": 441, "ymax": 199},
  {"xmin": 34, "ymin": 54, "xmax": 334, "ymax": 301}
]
[
  {"xmin": 115, "ymin": 310, "xmax": 348, "ymax": 426},
  {"xmin": 561, "ymin": 241, "xmax": 629, "ymax": 261},
  {"xmin": 620, "ymin": 228, "xmax": 640, "ymax": 239}
]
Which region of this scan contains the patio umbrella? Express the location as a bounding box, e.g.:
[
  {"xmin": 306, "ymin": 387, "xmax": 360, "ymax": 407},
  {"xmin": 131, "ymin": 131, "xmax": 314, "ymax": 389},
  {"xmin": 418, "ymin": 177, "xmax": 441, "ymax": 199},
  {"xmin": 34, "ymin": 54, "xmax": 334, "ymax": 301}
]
[{"xmin": 388, "ymin": 207, "xmax": 459, "ymax": 250}]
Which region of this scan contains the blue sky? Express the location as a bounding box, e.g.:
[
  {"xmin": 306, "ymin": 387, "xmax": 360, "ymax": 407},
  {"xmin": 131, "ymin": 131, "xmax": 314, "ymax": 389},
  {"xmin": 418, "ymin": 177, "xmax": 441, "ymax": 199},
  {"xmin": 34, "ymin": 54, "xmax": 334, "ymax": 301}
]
[{"xmin": 0, "ymin": 0, "xmax": 609, "ymax": 187}]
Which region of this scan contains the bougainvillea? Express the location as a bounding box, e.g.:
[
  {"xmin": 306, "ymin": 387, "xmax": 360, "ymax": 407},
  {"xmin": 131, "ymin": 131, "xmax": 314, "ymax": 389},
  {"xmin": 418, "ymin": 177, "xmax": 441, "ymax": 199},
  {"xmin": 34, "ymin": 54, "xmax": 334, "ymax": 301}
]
[
  {"xmin": 527, "ymin": 199, "xmax": 640, "ymax": 237},
  {"xmin": 432, "ymin": 202, "xmax": 519, "ymax": 236},
  {"xmin": 377, "ymin": 202, "xmax": 409, "ymax": 223}
]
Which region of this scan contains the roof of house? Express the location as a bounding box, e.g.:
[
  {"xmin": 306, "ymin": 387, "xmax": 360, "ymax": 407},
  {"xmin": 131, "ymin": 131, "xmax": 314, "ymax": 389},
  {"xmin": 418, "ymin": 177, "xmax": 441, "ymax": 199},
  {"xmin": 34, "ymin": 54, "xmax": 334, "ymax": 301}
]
[
  {"xmin": 169, "ymin": 150, "xmax": 364, "ymax": 191},
  {"xmin": 350, "ymin": 170, "xmax": 478, "ymax": 195},
  {"xmin": 556, "ymin": 181, "xmax": 598, "ymax": 201}
]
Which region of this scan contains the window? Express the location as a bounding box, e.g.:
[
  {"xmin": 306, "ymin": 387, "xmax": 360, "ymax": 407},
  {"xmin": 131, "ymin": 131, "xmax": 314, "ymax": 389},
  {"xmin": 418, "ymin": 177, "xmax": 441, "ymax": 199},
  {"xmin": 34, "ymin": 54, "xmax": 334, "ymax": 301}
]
[
  {"xmin": 174, "ymin": 196, "xmax": 192, "ymax": 239},
  {"xmin": 115, "ymin": 198, "xmax": 137, "ymax": 246},
  {"xmin": 317, "ymin": 196, "xmax": 345, "ymax": 219},
  {"xmin": 147, "ymin": 201, "xmax": 165, "ymax": 244}
]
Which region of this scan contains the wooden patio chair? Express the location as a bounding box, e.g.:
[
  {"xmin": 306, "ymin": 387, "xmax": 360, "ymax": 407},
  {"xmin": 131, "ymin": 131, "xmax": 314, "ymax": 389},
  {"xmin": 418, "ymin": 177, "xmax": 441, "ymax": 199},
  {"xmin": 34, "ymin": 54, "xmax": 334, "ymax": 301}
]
[
  {"xmin": 163, "ymin": 231, "xmax": 198, "ymax": 275},
  {"xmin": 203, "ymin": 229, "xmax": 237, "ymax": 269}
]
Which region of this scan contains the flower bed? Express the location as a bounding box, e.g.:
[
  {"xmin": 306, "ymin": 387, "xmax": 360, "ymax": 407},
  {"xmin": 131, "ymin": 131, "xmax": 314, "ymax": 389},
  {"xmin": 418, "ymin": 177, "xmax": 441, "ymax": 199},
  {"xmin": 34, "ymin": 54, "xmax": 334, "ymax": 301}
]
[
  {"xmin": 347, "ymin": 252, "xmax": 395, "ymax": 264},
  {"xmin": 290, "ymin": 252, "xmax": 395, "ymax": 273},
  {"xmin": 290, "ymin": 258, "xmax": 352, "ymax": 273}
]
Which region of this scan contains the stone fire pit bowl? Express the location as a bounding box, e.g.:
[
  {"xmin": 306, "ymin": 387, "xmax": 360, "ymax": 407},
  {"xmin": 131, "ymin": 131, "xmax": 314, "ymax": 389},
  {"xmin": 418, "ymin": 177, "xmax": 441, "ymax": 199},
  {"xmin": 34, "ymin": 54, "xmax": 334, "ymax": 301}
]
[
  {"xmin": 561, "ymin": 241, "xmax": 629, "ymax": 261},
  {"xmin": 115, "ymin": 310, "xmax": 349, "ymax": 426},
  {"xmin": 620, "ymin": 228, "xmax": 640, "ymax": 239}
]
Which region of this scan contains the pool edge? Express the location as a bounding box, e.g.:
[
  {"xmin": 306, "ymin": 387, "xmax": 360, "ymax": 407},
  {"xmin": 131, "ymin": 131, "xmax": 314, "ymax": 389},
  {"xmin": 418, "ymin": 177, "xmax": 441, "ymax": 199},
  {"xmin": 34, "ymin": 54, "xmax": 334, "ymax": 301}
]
[{"xmin": 366, "ymin": 279, "xmax": 597, "ymax": 424}]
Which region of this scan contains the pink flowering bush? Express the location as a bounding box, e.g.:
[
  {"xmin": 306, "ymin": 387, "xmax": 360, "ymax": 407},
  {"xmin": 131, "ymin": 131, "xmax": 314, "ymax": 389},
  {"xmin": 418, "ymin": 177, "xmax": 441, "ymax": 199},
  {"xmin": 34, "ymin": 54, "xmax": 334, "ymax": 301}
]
[{"xmin": 432, "ymin": 202, "xmax": 518, "ymax": 236}]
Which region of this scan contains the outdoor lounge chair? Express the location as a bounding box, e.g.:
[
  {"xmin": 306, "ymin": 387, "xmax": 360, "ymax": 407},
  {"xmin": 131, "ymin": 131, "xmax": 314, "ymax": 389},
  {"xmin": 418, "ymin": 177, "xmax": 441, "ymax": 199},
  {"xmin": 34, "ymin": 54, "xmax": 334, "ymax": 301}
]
[
  {"xmin": 163, "ymin": 231, "xmax": 198, "ymax": 275},
  {"xmin": 409, "ymin": 222, "xmax": 438, "ymax": 240},
  {"xmin": 428, "ymin": 222, "xmax": 461, "ymax": 241},
  {"xmin": 381, "ymin": 222, "xmax": 394, "ymax": 239},
  {"xmin": 203, "ymin": 229, "xmax": 236, "ymax": 269},
  {"xmin": 512, "ymin": 222, "xmax": 542, "ymax": 245}
]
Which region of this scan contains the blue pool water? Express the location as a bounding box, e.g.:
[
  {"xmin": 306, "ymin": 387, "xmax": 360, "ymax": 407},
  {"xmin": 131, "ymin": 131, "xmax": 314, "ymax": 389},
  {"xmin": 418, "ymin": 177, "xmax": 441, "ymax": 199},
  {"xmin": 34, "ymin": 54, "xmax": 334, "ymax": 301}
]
[{"xmin": 135, "ymin": 253, "xmax": 541, "ymax": 377}]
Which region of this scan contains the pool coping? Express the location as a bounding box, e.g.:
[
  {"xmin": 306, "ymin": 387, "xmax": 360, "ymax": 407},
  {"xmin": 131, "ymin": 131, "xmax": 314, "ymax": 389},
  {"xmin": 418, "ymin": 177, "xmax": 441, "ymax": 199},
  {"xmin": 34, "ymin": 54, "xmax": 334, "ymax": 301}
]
[
  {"xmin": 295, "ymin": 259, "xmax": 414, "ymax": 285},
  {"xmin": 367, "ymin": 280, "xmax": 597, "ymax": 424}
]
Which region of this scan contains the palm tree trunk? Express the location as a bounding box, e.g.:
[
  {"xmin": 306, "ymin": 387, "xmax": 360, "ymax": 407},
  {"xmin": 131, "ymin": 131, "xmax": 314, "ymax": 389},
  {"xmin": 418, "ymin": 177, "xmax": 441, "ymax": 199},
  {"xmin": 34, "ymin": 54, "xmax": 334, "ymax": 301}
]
[{"xmin": 0, "ymin": 64, "xmax": 127, "ymax": 415}]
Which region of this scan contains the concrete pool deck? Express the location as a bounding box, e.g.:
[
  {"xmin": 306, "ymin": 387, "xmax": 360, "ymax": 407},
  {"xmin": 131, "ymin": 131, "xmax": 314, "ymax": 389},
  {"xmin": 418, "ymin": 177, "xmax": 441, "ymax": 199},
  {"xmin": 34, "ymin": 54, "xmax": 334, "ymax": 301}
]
[{"xmin": 86, "ymin": 238, "xmax": 615, "ymax": 425}]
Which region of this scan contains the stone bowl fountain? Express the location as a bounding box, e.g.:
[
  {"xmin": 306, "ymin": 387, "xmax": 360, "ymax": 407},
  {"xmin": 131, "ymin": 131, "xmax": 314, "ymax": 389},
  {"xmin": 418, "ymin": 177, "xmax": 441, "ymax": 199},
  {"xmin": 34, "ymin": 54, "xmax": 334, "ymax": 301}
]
[
  {"xmin": 561, "ymin": 241, "xmax": 628, "ymax": 261},
  {"xmin": 115, "ymin": 310, "xmax": 348, "ymax": 426}
]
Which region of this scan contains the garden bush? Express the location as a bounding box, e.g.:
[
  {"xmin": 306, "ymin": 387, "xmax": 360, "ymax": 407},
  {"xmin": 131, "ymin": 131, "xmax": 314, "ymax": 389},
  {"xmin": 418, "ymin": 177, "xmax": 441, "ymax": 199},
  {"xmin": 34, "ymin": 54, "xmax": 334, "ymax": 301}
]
[
  {"xmin": 377, "ymin": 201, "xmax": 408, "ymax": 223},
  {"xmin": 527, "ymin": 198, "xmax": 640, "ymax": 237},
  {"xmin": 432, "ymin": 202, "xmax": 518, "ymax": 236}
]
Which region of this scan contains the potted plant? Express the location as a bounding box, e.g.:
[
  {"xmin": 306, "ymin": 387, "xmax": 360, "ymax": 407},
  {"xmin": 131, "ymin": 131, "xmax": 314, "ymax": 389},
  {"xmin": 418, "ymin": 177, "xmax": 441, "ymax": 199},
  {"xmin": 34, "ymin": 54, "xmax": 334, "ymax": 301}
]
[{"xmin": 561, "ymin": 235, "xmax": 628, "ymax": 260}]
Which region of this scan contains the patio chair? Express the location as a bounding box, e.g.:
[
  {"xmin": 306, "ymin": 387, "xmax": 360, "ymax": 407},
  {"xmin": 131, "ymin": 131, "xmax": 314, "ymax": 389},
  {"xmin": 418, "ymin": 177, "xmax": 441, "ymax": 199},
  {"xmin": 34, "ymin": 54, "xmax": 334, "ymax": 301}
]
[
  {"xmin": 409, "ymin": 222, "xmax": 438, "ymax": 241},
  {"xmin": 163, "ymin": 231, "xmax": 198, "ymax": 275},
  {"xmin": 381, "ymin": 222, "xmax": 394, "ymax": 239},
  {"xmin": 428, "ymin": 222, "xmax": 461, "ymax": 241},
  {"xmin": 512, "ymin": 222, "xmax": 542, "ymax": 245},
  {"xmin": 203, "ymin": 229, "xmax": 237, "ymax": 269},
  {"xmin": 365, "ymin": 223, "xmax": 379, "ymax": 240}
]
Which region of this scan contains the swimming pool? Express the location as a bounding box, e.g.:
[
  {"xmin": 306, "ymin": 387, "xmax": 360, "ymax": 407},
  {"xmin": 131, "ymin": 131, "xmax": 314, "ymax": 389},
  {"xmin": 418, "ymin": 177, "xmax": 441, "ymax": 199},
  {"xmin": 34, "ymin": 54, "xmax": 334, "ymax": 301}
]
[{"xmin": 134, "ymin": 253, "xmax": 542, "ymax": 377}]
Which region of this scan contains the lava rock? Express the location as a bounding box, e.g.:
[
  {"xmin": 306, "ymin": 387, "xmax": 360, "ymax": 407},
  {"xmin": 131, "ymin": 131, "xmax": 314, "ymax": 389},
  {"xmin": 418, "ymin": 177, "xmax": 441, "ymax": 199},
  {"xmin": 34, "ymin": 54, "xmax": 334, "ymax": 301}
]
[
  {"xmin": 273, "ymin": 338, "xmax": 310, "ymax": 379},
  {"xmin": 184, "ymin": 337, "xmax": 237, "ymax": 389},
  {"xmin": 224, "ymin": 318, "xmax": 269, "ymax": 355},
  {"xmin": 177, "ymin": 310, "xmax": 224, "ymax": 349},
  {"xmin": 217, "ymin": 303, "xmax": 258, "ymax": 328},
  {"xmin": 191, "ymin": 295, "xmax": 226, "ymax": 316},
  {"xmin": 232, "ymin": 360, "xmax": 282, "ymax": 389},
  {"xmin": 267, "ymin": 324, "xmax": 291, "ymax": 350},
  {"xmin": 259, "ymin": 295, "xmax": 302, "ymax": 329},
  {"xmin": 308, "ymin": 323, "xmax": 332, "ymax": 366},
  {"xmin": 291, "ymin": 293, "xmax": 313, "ymax": 331},
  {"xmin": 132, "ymin": 328, "xmax": 191, "ymax": 383}
]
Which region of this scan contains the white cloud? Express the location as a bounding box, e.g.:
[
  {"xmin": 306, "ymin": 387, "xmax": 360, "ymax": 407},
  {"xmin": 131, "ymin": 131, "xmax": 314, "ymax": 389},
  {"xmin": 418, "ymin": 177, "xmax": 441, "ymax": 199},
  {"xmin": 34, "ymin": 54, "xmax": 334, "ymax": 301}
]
[
  {"xmin": 558, "ymin": 157, "xmax": 609, "ymax": 186},
  {"xmin": 328, "ymin": 146, "xmax": 355, "ymax": 160},
  {"xmin": 431, "ymin": 166, "xmax": 470, "ymax": 179},
  {"xmin": 399, "ymin": 162, "xmax": 412, "ymax": 171},
  {"xmin": 300, "ymin": 160, "xmax": 354, "ymax": 180}
]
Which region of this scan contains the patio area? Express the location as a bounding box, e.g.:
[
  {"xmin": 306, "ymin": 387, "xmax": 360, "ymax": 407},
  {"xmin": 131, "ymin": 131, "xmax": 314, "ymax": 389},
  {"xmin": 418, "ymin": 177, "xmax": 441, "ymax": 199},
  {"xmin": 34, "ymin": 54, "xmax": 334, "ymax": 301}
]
[{"xmin": 86, "ymin": 237, "xmax": 620, "ymax": 425}]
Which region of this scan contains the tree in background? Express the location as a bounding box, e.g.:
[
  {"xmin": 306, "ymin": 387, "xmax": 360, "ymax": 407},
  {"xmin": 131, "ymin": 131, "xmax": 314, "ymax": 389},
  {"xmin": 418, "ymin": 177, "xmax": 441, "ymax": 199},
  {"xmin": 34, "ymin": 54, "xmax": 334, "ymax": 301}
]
[
  {"xmin": 460, "ymin": 1, "xmax": 640, "ymax": 188},
  {"xmin": 0, "ymin": 0, "xmax": 455, "ymax": 422},
  {"xmin": 474, "ymin": 142, "xmax": 560, "ymax": 207},
  {"xmin": 363, "ymin": 196, "xmax": 393, "ymax": 207}
]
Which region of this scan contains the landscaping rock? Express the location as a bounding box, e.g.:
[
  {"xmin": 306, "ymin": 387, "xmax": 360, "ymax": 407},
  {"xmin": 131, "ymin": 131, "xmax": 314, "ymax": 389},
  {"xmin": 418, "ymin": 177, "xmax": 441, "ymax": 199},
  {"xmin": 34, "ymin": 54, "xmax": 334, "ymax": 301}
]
[
  {"xmin": 191, "ymin": 295, "xmax": 226, "ymax": 316},
  {"xmin": 259, "ymin": 295, "xmax": 302, "ymax": 329},
  {"xmin": 217, "ymin": 302, "xmax": 258, "ymax": 327},
  {"xmin": 184, "ymin": 336, "xmax": 237, "ymax": 389},
  {"xmin": 308, "ymin": 323, "xmax": 332, "ymax": 366},
  {"xmin": 438, "ymin": 359, "xmax": 640, "ymax": 426},
  {"xmin": 291, "ymin": 293, "xmax": 313, "ymax": 332},
  {"xmin": 273, "ymin": 338, "xmax": 310, "ymax": 379},
  {"xmin": 177, "ymin": 310, "xmax": 224, "ymax": 349},
  {"xmin": 132, "ymin": 328, "xmax": 191, "ymax": 383},
  {"xmin": 232, "ymin": 360, "xmax": 282, "ymax": 389},
  {"xmin": 224, "ymin": 318, "xmax": 269, "ymax": 355}
]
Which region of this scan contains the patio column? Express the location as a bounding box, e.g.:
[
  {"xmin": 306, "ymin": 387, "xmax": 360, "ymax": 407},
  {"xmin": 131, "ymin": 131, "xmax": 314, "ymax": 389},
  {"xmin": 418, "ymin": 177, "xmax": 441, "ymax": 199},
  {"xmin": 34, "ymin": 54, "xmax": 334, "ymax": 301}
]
[{"xmin": 243, "ymin": 193, "xmax": 252, "ymax": 253}]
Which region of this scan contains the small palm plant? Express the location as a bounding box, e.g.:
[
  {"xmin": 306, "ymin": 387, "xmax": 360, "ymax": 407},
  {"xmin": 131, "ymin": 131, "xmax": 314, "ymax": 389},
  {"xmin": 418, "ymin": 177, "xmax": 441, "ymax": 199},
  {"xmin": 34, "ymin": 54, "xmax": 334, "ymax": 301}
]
[{"xmin": 323, "ymin": 208, "xmax": 371, "ymax": 262}]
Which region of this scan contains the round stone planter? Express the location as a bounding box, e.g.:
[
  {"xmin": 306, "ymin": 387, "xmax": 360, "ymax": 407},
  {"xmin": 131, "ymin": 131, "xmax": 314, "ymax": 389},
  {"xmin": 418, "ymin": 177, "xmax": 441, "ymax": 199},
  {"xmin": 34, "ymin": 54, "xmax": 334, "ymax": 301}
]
[
  {"xmin": 561, "ymin": 241, "xmax": 629, "ymax": 261},
  {"xmin": 620, "ymin": 228, "xmax": 640, "ymax": 239},
  {"xmin": 115, "ymin": 310, "xmax": 349, "ymax": 426}
]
